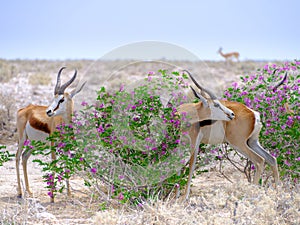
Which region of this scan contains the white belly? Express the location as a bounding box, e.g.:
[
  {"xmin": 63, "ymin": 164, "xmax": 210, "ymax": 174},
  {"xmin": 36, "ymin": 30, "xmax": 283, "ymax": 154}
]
[
  {"xmin": 200, "ymin": 121, "xmax": 225, "ymax": 144},
  {"xmin": 25, "ymin": 122, "xmax": 49, "ymax": 141}
]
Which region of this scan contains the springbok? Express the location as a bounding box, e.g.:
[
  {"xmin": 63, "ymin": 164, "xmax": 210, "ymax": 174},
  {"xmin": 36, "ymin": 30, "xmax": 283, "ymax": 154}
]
[
  {"xmin": 16, "ymin": 67, "xmax": 86, "ymax": 202},
  {"xmin": 178, "ymin": 71, "xmax": 280, "ymax": 200},
  {"xmin": 218, "ymin": 47, "xmax": 240, "ymax": 62}
]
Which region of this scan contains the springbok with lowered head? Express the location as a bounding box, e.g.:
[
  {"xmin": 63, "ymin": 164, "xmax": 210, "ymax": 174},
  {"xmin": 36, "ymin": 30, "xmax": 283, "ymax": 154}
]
[
  {"xmin": 178, "ymin": 71, "xmax": 279, "ymax": 200},
  {"xmin": 16, "ymin": 67, "xmax": 86, "ymax": 202}
]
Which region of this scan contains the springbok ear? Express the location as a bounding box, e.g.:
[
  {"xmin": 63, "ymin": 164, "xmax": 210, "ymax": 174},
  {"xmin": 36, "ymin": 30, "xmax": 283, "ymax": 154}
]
[
  {"xmin": 190, "ymin": 86, "xmax": 208, "ymax": 107},
  {"xmin": 70, "ymin": 81, "xmax": 87, "ymax": 98}
]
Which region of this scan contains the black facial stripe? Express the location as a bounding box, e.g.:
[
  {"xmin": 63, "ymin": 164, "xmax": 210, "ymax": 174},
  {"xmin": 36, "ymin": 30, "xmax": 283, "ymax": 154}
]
[
  {"xmin": 54, "ymin": 97, "xmax": 64, "ymax": 111},
  {"xmin": 54, "ymin": 104, "xmax": 60, "ymax": 112},
  {"xmin": 199, "ymin": 120, "xmax": 217, "ymax": 127}
]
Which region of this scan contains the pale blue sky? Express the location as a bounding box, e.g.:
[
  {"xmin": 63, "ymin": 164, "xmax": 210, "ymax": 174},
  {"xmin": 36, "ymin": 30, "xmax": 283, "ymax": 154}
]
[{"xmin": 1, "ymin": 0, "xmax": 299, "ymax": 60}]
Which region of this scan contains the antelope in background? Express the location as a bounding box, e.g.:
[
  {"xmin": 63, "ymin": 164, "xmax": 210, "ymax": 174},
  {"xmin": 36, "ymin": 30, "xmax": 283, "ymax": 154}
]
[
  {"xmin": 177, "ymin": 71, "xmax": 280, "ymax": 200},
  {"xmin": 16, "ymin": 67, "xmax": 86, "ymax": 202},
  {"xmin": 218, "ymin": 47, "xmax": 240, "ymax": 62}
]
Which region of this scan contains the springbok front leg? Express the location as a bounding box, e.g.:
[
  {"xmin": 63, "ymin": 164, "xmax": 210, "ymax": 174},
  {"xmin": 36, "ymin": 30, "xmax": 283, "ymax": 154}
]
[{"xmin": 184, "ymin": 124, "xmax": 203, "ymax": 200}]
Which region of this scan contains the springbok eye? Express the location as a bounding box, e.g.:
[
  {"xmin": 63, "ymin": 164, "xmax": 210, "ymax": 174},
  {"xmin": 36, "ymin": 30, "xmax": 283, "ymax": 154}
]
[{"xmin": 59, "ymin": 98, "xmax": 65, "ymax": 104}]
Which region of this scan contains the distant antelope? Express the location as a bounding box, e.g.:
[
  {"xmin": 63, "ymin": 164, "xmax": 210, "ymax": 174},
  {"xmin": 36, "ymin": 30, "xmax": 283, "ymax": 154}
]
[
  {"xmin": 177, "ymin": 71, "xmax": 279, "ymax": 199},
  {"xmin": 218, "ymin": 47, "xmax": 240, "ymax": 62},
  {"xmin": 16, "ymin": 67, "xmax": 86, "ymax": 202}
]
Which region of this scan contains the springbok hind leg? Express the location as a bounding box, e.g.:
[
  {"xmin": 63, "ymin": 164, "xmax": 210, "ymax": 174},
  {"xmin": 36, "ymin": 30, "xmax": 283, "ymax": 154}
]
[
  {"xmin": 230, "ymin": 141, "xmax": 265, "ymax": 185},
  {"xmin": 247, "ymin": 138, "xmax": 279, "ymax": 187},
  {"xmin": 21, "ymin": 149, "xmax": 34, "ymax": 197},
  {"xmin": 16, "ymin": 143, "xmax": 23, "ymax": 198}
]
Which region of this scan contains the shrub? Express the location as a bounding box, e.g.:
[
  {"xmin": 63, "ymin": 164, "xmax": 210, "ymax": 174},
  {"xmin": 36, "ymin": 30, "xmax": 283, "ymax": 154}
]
[
  {"xmin": 28, "ymin": 70, "xmax": 192, "ymax": 203},
  {"xmin": 223, "ymin": 60, "xmax": 300, "ymax": 183}
]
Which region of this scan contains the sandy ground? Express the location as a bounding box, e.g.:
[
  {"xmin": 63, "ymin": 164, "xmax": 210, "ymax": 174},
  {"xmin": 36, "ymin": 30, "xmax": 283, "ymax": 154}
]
[{"xmin": 0, "ymin": 60, "xmax": 299, "ymax": 224}]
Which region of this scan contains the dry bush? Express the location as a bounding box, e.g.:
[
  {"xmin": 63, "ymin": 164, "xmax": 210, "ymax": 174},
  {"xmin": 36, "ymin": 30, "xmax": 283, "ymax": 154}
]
[
  {"xmin": 0, "ymin": 60, "xmax": 17, "ymax": 82},
  {"xmin": 28, "ymin": 73, "xmax": 52, "ymax": 86},
  {"xmin": 0, "ymin": 92, "xmax": 16, "ymax": 143}
]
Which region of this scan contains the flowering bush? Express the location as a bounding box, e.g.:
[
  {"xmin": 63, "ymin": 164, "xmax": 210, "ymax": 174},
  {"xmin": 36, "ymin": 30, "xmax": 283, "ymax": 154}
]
[
  {"xmin": 27, "ymin": 70, "xmax": 192, "ymax": 203},
  {"xmin": 224, "ymin": 60, "xmax": 300, "ymax": 183}
]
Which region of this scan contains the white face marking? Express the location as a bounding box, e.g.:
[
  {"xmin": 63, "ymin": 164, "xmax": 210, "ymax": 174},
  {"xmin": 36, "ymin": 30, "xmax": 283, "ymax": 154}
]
[
  {"xmin": 46, "ymin": 95, "xmax": 66, "ymax": 117},
  {"xmin": 209, "ymin": 100, "xmax": 234, "ymax": 121}
]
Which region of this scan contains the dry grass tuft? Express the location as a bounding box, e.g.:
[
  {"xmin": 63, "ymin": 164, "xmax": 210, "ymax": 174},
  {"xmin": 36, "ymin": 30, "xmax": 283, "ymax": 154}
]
[
  {"xmin": 0, "ymin": 92, "xmax": 16, "ymax": 143},
  {"xmin": 93, "ymin": 179, "xmax": 300, "ymax": 225},
  {"xmin": 0, "ymin": 60, "xmax": 17, "ymax": 83},
  {"xmin": 28, "ymin": 73, "xmax": 52, "ymax": 86}
]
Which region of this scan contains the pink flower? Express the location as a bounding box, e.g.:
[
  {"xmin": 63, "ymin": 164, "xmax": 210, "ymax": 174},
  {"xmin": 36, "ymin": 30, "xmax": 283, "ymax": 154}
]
[
  {"xmin": 81, "ymin": 101, "xmax": 88, "ymax": 106},
  {"xmin": 119, "ymin": 84, "xmax": 124, "ymax": 92},
  {"xmin": 90, "ymin": 167, "xmax": 97, "ymax": 174},
  {"xmin": 118, "ymin": 192, "xmax": 124, "ymax": 200},
  {"xmin": 97, "ymin": 125, "xmax": 104, "ymax": 133},
  {"xmin": 244, "ymin": 98, "xmax": 251, "ymax": 107},
  {"xmin": 23, "ymin": 139, "xmax": 30, "ymax": 146},
  {"xmin": 232, "ymin": 82, "xmax": 238, "ymax": 90},
  {"xmin": 284, "ymin": 160, "xmax": 291, "ymax": 167},
  {"xmin": 48, "ymin": 192, "xmax": 54, "ymax": 198}
]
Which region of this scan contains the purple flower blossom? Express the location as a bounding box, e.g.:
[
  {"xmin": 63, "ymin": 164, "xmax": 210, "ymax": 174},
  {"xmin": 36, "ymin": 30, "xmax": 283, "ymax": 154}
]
[
  {"xmin": 81, "ymin": 101, "xmax": 88, "ymax": 106},
  {"xmin": 48, "ymin": 192, "xmax": 54, "ymax": 198},
  {"xmin": 57, "ymin": 142, "xmax": 66, "ymax": 148},
  {"xmin": 119, "ymin": 84, "xmax": 124, "ymax": 92},
  {"xmin": 232, "ymin": 82, "xmax": 238, "ymax": 90},
  {"xmin": 118, "ymin": 192, "xmax": 124, "ymax": 200},
  {"xmin": 97, "ymin": 125, "xmax": 104, "ymax": 133},
  {"xmin": 175, "ymin": 139, "xmax": 180, "ymax": 144},
  {"xmin": 224, "ymin": 90, "xmax": 232, "ymax": 98},
  {"xmin": 23, "ymin": 139, "xmax": 30, "ymax": 146},
  {"xmin": 244, "ymin": 98, "xmax": 251, "ymax": 107},
  {"xmin": 284, "ymin": 160, "xmax": 291, "ymax": 167},
  {"xmin": 90, "ymin": 167, "xmax": 97, "ymax": 174}
]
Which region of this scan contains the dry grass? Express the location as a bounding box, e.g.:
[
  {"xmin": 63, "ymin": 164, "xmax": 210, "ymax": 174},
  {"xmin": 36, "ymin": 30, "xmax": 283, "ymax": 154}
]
[
  {"xmin": 93, "ymin": 174, "xmax": 299, "ymax": 225},
  {"xmin": 28, "ymin": 73, "xmax": 52, "ymax": 86},
  {"xmin": 0, "ymin": 92, "xmax": 16, "ymax": 144}
]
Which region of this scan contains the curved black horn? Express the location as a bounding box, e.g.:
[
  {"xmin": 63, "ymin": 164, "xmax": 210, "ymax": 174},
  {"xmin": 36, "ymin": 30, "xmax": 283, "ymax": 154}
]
[
  {"xmin": 58, "ymin": 69, "xmax": 77, "ymax": 94},
  {"xmin": 190, "ymin": 86, "xmax": 208, "ymax": 106},
  {"xmin": 54, "ymin": 67, "xmax": 66, "ymax": 95},
  {"xmin": 273, "ymin": 72, "xmax": 287, "ymax": 92},
  {"xmin": 183, "ymin": 70, "xmax": 218, "ymax": 100}
]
